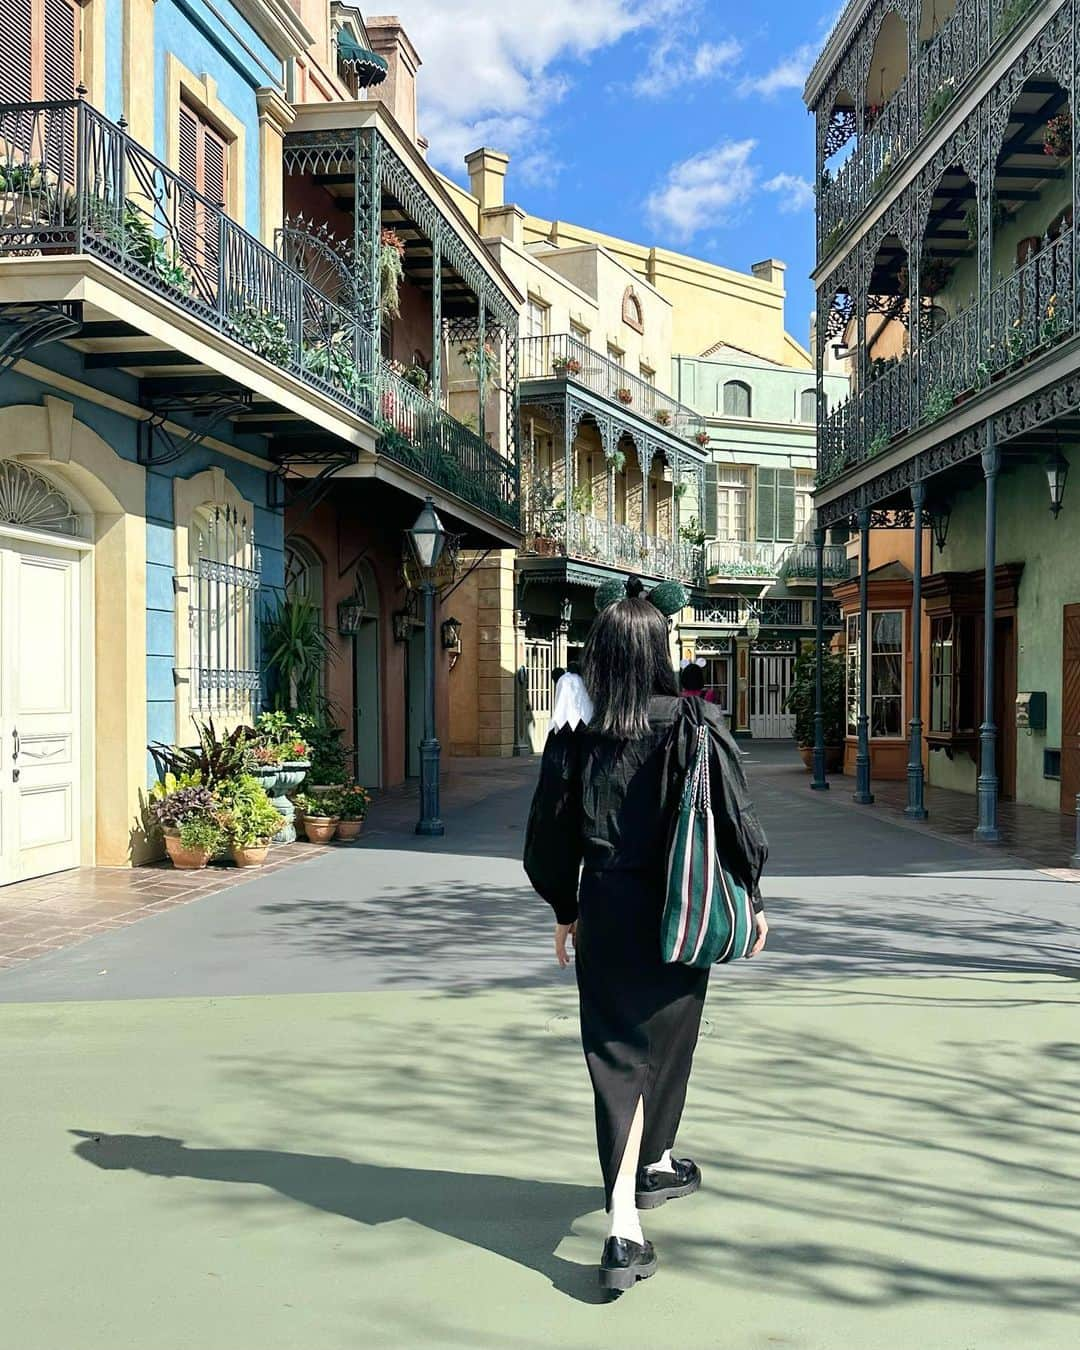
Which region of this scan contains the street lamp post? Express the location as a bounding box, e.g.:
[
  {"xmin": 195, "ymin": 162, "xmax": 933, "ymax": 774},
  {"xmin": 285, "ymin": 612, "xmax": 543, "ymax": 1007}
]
[{"xmin": 407, "ymin": 497, "xmax": 446, "ymax": 837}]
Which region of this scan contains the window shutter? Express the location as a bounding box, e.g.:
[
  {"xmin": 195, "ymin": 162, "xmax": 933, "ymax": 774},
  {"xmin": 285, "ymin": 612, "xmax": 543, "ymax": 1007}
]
[
  {"xmin": 800, "ymin": 388, "xmax": 817, "ymax": 423},
  {"xmin": 702, "ymin": 463, "xmax": 718, "ymax": 538},
  {"xmin": 776, "ymin": 468, "xmax": 796, "ymax": 541},
  {"xmin": 756, "ymin": 467, "xmax": 776, "ymax": 541},
  {"xmin": 202, "ymin": 124, "xmax": 227, "ymax": 208},
  {"xmin": 42, "ymin": 0, "xmax": 78, "ymax": 99},
  {"xmin": 178, "ymin": 104, "xmax": 199, "ymax": 190},
  {"xmin": 0, "ymin": 0, "xmax": 33, "ymax": 103}
]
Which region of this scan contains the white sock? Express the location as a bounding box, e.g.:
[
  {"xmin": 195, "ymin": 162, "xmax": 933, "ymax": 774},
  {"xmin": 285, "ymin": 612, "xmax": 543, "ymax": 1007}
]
[
  {"xmin": 607, "ymin": 1097, "xmax": 645, "ymax": 1245},
  {"xmin": 645, "ymin": 1148, "xmax": 673, "ymax": 1174}
]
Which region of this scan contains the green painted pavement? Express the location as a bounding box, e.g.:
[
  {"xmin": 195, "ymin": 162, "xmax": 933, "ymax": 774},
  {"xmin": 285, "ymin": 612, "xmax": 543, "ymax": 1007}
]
[{"xmin": 4, "ymin": 973, "xmax": 1079, "ymax": 1350}]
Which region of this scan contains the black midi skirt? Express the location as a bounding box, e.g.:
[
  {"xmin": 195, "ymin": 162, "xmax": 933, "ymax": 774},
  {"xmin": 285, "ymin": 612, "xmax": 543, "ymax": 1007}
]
[{"xmin": 574, "ymin": 866, "xmax": 709, "ymax": 1209}]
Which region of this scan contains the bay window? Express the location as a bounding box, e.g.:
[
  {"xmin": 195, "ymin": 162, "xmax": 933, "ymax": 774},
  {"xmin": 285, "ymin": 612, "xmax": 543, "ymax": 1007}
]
[{"xmin": 846, "ymin": 609, "xmax": 905, "ymax": 739}]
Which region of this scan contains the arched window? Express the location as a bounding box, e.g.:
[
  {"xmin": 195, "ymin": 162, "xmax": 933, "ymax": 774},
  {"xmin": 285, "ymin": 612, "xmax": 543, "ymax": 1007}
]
[
  {"xmin": 621, "ymin": 287, "xmax": 644, "ymax": 333},
  {"xmin": 0, "ymin": 460, "xmax": 83, "ymax": 536},
  {"xmin": 189, "ymin": 502, "xmax": 261, "ymax": 722},
  {"xmin": 722, "ymin": 380, "xmax": 752, "ymax": 417},
  {"xmin": 284, "ymin": 537, "xmax": 325, "ymax": 608},
  {"xmin": 799, "ymin": 388, "xmax": 817, "ymax": 423}
]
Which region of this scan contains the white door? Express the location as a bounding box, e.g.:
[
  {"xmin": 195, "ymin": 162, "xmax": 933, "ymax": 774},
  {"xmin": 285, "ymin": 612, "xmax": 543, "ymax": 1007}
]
[
  {"xmin": 0, "ymin": 538, "xmax": 82, "ymax": 884},
  {"xmin": 525, "ymin": 640, "xmax": 553, "ymax": 752},
  {"xmin": 749, "ymin": 652, "xmax": 796, "ymax": 739}
]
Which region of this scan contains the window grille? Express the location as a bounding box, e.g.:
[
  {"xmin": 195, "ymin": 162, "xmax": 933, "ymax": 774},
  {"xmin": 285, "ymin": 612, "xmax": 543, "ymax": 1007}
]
[{"xmin": 185, "ymin": 503, "xmax": 261, "ymax": 719}]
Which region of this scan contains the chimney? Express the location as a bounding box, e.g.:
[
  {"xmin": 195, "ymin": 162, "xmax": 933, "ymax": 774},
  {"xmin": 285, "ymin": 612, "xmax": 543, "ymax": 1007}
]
[
  {"xmin": 465, "ymin": 148, "xmax": 509, "ymax": 211},
  {"xmin": 751, "ymin": 258, "xmax": 787, "ymax": 288},
  {"xmin": 365, "ymin": 16, "xmax": 422, "ymax": 147}
]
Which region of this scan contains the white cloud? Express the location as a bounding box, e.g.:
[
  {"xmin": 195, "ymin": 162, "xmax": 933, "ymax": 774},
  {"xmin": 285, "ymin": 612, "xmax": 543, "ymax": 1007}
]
[
  {"xmin": 738, "ymin": 42, "xmax": 817, "ymax": 98},
  {"xmin": 763, "ymin": 172, "xmax": 815, "ymax": 212},
  {"xmin": 645, "ymin": 140, "xmax": 758, "ymax": 239},
  {"xmin": 387, "ymin": 0, "xmax": 680, "ymax": 176},
  {"xmin": 633, "ymin": 35, "xmax": 741, "ymax": 98}
]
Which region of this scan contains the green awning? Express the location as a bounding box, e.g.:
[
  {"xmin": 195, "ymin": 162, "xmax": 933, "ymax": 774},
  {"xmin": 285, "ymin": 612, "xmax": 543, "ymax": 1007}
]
[{"xmin": 336, "ymin": 31, "xmax": 388, "ymax": 87}]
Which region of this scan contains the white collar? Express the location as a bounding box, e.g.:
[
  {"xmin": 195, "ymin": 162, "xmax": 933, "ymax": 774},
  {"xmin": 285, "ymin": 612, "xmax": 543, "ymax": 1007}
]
[{"xmin": 550, "ymin": 672, "xmax": 594, "ymax": 733}]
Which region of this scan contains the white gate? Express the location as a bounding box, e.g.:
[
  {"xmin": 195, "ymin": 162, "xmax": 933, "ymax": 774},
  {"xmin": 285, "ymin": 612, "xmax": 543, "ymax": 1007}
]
[
  {"xmin": 749, "ymin": 651, "xmax": 796, "ymax": 739},
  {"xmin": 525, "ymin": 640, "xmax": 554, "ymax": 752}
]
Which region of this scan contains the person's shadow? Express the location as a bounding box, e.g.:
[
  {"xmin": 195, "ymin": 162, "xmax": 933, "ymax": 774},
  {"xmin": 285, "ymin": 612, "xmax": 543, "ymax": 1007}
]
[{"xmin": 70, "ymin": 1131, "xmax": 609, "ymax": 1303}]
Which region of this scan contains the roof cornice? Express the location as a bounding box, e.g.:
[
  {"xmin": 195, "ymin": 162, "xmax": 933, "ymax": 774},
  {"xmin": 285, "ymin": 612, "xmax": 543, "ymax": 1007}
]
[{"xmin": 803, "ymin": 0, "xmax": 868, "ymax": 108}]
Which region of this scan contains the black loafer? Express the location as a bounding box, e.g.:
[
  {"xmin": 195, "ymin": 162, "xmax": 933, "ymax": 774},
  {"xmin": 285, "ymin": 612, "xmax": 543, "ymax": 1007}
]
[
  {"xmin": 599, "ymin": 1235, "xmax": 658, "ymax": 1292},
  {"xmin": 635, "ymin": 1157, "xmax": 701, "ymax": 1209}
]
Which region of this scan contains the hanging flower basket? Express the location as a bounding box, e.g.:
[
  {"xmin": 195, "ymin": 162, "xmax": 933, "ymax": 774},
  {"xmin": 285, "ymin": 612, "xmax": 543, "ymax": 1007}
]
[
  {"xmin": 694, "ymin": 430, "xmax": 710, "ymax": 447},
  {"xmin": 654, "ymin": 408, "xmax": 672, "ymax": 425},
  {"xmin": 1044, "ymin": 111, "xmax": 1072, "ymax": 161},
  {"xmin": 615, "ymin": 387, "xmax": 633, "ymax": 405},
  {"xmin": 459, "ymin": 339, "xmax": 498, "ymax": 400},
  {"xmin": 552, "ymin": 354, "xmax": 582, "ymax": 376},
  {"xmin": 379, "ymin": 227, "xmax": 405, "ymax": 319}
]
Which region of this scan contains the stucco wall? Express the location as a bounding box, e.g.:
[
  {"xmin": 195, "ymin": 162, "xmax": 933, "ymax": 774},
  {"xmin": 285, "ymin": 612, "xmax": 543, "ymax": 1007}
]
[{"xmin": 931, "ymin": 452, "xmax": 1079, "ymax": 810}]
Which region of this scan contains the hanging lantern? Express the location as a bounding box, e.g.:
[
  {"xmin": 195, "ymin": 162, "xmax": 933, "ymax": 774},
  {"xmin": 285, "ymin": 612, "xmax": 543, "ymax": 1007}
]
[
  {"xmin": 441, "ymin": 616, "xmax": 463, "ymax": 651},
  {"xmin": 1046, "ymin": 450, "xmax": 1069, "ymax": 517},
  {"xmin": 337, "ymin": 595, "xmax": 364, "ymax": 635},
  {"xmin": 746, "ymin": 615, "xmax": 761, "ymax": 641}
]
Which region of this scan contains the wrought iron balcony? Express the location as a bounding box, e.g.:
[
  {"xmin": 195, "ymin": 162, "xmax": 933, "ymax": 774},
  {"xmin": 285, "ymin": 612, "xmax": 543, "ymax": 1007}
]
[
  {"xmin": 520, "ymin": 333, "xmax": 707, "ymax": 448},
  {"xmin": 526, "ymin": 505, "xmax": 700, "ymax": 583},
  {"xmin": 819, "ymin": 225, "xmax": 1075, "ymax": 485},
  {"xmin": 0, "ymin": 96, "xmax": 375, "ymax": 419},
  {"xmin": 375, "ymin": 360, "xmax": 518, "ymax": 524},
  {"xmin": 704, "ymin": 539, "xmax": 784, "ymax": 580},
  {"xmin": 782, "ymin": 543, "xmax": 850, "ymax": 580},
  {"xmin": 691, "ymin": 596, "xmax": 840, "ymax": 628}
]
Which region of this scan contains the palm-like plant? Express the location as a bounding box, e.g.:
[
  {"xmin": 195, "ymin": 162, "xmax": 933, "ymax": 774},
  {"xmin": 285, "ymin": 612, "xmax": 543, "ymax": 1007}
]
[{"xmin": 263, "ymin": 594, "xmax": 332, "ymax": 712}]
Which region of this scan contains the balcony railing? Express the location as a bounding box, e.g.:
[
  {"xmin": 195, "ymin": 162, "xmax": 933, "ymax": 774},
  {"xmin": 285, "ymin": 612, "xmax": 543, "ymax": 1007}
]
[
  {"xmin": 818, "ymin": 227, "xmax": 1076, "ymax": 485},
  {"xmin": 527, "ymin": 505, "xmax": 700, "ymax": 582},
  {"xmin": 818, "ymin": 0, "xmax": 983, "ymax": 250},
  {"xmin": 376, "ymin": 360, "xmax": 518, "ymax": 524},
  {"xmin": 520, "ymin": 333, "xmax": 706, "ymax": 447},
  {"xmin": 692, "ymin": 597, "xmax": 840, "ymax": 628},
  {"xmin": 0, "ymin": 97, "xmax": 375, "ymax": 418},
  {"xmin": 704, "ymin": 539, "xmax": 783, "ymax": 579},
  {"xmin": 782, "ymin": 543, "xmax": 850, "ymax": 580}
]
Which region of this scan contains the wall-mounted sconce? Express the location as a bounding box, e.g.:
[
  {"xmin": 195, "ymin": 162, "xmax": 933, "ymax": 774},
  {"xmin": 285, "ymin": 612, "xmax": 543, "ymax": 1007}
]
[
  {"xmin": 441, "ymin": 616, "xmax": 463, "ymax": 651},
  {"xmin": 337, "ymin": 595, "xmax": 364, "ymax": 635},
  {"xmin": 392, "ymin": 609, "xmax": 413, "ymax": 643}
]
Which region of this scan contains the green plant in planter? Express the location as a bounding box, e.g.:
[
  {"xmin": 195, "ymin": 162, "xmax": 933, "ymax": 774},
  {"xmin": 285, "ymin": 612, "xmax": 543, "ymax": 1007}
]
[
  {"xmin": 293, "ymin": 714, "xmax": 350, "ymax": 784},
  {"xmin": 606, "ymin": 448, "xmax": 627, "ymax": 474},
  {"xmin": 924, "ymin": 80, "xmax": 956, "ymax": 130},
  {"xmin": 785, "ymin": 648, "xmax": 844, "ymax": 749},
  {"xmin": 822, "ymin": 221, "xmax": 846, "ymax": 254},
  {"xmin": 379, "ymin": 228, "xmax": 405, "ymax": 318},
  {"xmin": 303, "ymin": 332, "xmax": 366, "ymax": 400},
  {"xmin": 229, "ymin": 304, "xmax": 292, "ymax": 365},
  {"xmin": 1040, "ymin": 293, "xmax": 1068, "ymax": 346},
  {"xmin": 215, "ymin": 774, "xmax": 285, "ymax": 846},
  {"xmin": 571, "ymin": 483, "xmax": 594, "ymax": 514},
  {"xmin": 334, "ymin": 784, "xmax": 372, "ymax": 820},
  {"xmin": 923, "ymin": 384, "xmax": 956, "ymax": 421},
  {"xmin": 292, "ymin": 791, "xmax": 337, "ymax": 820},
  {"xmin": 263, "ymin": 595, "xmax": 332, "ymax": 713},
  {"xmin": 151, "ymin": 719, "xmax": 256, "ymax": 788},
  {"xmin": 868, "ymin": 427, "xmax": 890, "ymax": 456},
  {"xmin": 679, "ymin": 515, "xmax": 706, "ymax": 547},
  {"xmin": 1003, "ymin": 319, "xmax": 1028, "ymax": 364},
  {"xmin": 177, "ymin": 816, "xmax": 226, "ymax": 854},
  {"xmin": 674, "ymin": 481, "xmax": 688, "ymax": 499}
]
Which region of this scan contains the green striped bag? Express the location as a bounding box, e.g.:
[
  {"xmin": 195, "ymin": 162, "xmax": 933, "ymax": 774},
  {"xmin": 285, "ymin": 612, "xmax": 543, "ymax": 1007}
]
[{"xmin": 662, "ymin": 724, "xmax": 755, "ymax": 968}]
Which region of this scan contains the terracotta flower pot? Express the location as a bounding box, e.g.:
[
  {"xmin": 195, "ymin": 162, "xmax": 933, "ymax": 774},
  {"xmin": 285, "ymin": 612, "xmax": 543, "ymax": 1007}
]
[
  {"xmin": 798, "ymin": 745, "xmax": 844, "ymax": 772},
  {"xmin": 163, "ymin": 830, "xmax": 212, "ymax": 870},
  {"xmin": 304, "ymin": 816, "xmax": 340, "ymax": 844},
  {"xmin": 231, "ymin": 840, "xmax": 271, "ymax": 868},
  {"xmin": 336, "ymin": 819, "xmax": 364, "ymax": 841}
]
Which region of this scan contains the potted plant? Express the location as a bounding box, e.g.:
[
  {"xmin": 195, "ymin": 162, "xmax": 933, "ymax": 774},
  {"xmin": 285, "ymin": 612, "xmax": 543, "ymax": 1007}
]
[
  {"xmin": 380, "ymin": 227, "xmax": 406, "ymax": 319},
  {"xmin": 615, "ymin": 387, "xmax": 633, "ymax": 405},
  {"xmin": 293, "ymin": 791, "xmax": 340, "ymax": 844},
  {"xmin": 654, "ymin": 408, "xmax": 672, "ymax": 426},
  {"xmin": 785, "ymin": 648, "xmax": 844, "ymax": 772},
  {"xmin": 216, "ymin": 774, "xmax": 286, "ymax": 867},
  {"xmin": 252, "ymin": 711, "xmax": 311, "ymax": 842},
  {"xmin": 333, "ymin": 784, "xmax": 372, "ymax": 841},
  {"xmin": 694, "ymin": 430, "xmax": 710, "ymax": 448},
  {"xmin": 552, "ymin": 354, "xmax": 582, "ymax": 377},
  {"xmin": 1044, "ymin": 111, "xmax": 1072, "ymax": 160},
  {"xmin": 294, "ymin": 715, "xmax": 351, "ymax": 789},
  {"xmin": 149, "ymin": 783, "xmax": 224, "ymax": 870}
]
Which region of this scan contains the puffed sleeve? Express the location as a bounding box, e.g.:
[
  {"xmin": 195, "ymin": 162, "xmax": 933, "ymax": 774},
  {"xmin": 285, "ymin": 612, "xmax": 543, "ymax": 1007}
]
[
  {"xmin": 669, "ymin": 701, "xmax": 769, "ymax": 912},
  {"xmin": 523, "ymin": 726, "xmax": 585, "ymax": 924}
]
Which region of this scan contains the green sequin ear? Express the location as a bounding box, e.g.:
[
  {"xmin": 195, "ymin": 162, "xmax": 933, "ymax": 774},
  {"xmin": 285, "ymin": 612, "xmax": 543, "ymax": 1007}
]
[
  {"xmin": 647, "ymin": 580, "xmax": 688, "ymax": 616},
  {"xmin": 594, "ymin": 579, "xmax": 625, "ymax": 611}
]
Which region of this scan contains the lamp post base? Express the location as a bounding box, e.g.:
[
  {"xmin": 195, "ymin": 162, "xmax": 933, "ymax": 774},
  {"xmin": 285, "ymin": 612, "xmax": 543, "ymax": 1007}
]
[{"xmin": 416, "ymin": 818, "xmax": 445, "ymax": 837}]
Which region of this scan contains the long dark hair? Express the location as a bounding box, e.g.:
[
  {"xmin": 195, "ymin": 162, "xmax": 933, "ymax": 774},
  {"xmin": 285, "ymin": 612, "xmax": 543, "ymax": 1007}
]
[{"xmin": 582, "ymin": 589, "xmax": 678, "ymax": 738}]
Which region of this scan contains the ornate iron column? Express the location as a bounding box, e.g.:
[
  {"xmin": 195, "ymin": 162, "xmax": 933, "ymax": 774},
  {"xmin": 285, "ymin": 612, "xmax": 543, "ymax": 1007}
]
[
  {"xmin": 906, "ymin": 481, "xmax": 928, "ymax": 819},
  {"xmin": 811, "ymin": 525, "xmax": 830, "ymax": 791},
  {"xmin": 975, "ymin": 435, "xmax": 1001, "ymax": 843},
  {"xmin": 854, "ymin": 506, "xmax": 874, "ymax": 804},
  {"xmin": 430, "ymin": 235, "xmax": 442, "ymax": 401},
  {"xmin": 416, "ymin": 575, "xmax": 444, "ymax": 836}
]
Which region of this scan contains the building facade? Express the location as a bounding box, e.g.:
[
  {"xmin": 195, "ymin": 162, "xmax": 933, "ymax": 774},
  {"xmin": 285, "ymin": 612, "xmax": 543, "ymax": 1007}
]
[
  {"xmin": 673, "ymin": 347, "xmax": 850, "ymax": 735},
  {"xmin": 805, "ymin": 0, "xmax": 1080, "ymax": 830},
  {"xmin": 0, "ymin": 3, "xmax": 520, "ymax": 883}
]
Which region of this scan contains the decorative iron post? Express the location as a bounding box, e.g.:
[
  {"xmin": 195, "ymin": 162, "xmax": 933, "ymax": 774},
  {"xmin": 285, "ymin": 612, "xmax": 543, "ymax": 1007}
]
[
  {"xmin": 417, "ymin": 574, "xmax": 444, "ymax": 836},
  {"xmin": 1071, "ymin": 794, "xmax": 1080, "ymax": 870},
  {"xmin": 811, "ymin": 525, "xmax": 830, "ymax": 791},
  {"xmin": 854, "ymin": 506, "xmax": 874, "ymax": 804},
  {"xmin": 906, "ymin": 481, "xmax": 928, "ymax": 819},
  {"xmin": 975, "ymin": 435, "xmax": 1001, "ymax": 843}
]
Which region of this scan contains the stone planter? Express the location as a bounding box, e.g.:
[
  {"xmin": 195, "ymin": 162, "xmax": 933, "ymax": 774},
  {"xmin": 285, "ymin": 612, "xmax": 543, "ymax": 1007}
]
[
  {"xmin": 336, "ymin": 819, "xmax": 364, "ymax": 842},
  {"xmin": 256, "ymin": 761, "xmax": 310, "ymax": 843},
  {"xmin": 231, "ymin": 840, "xmax": 271, "ymax": 867},
  {"xmin": 162, "ymin": 828, "xmax": 212, "ymax": 870},
  {"xmin": 303, "ymin": 815, "xmax": 339, "ymax": 844}
]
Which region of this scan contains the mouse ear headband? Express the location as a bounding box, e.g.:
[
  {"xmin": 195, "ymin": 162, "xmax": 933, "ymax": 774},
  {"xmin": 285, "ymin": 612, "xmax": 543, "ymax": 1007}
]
[{"xmin": 594, "ymin": 574, "xmax": 688, "ymax": 617}]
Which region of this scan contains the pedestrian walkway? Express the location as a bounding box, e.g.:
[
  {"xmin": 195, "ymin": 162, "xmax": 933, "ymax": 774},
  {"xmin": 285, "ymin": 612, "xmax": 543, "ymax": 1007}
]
[{"xmin": 744, "ymin": 740, "xmax": 1080, "ymax": 877}]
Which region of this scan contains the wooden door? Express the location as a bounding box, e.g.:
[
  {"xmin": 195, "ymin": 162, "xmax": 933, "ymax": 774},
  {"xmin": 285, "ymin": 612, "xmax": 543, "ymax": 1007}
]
[
  {"xmin": 0, "ymin": 537, "xmax": 82, "ymax": 884},
  {"xmin": 1060, "ymin": 605, "xmax": 1080, "ymax": 812},
  {"xmin": 993, "ymin": 616, "xmax": 1017, "ymax": 801}
]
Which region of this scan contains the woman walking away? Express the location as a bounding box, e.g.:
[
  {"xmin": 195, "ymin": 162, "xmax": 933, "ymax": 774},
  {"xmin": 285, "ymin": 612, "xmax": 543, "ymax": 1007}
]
[
  {"xmin": 679, "ymin": 657, "xmax": 719, "ymax": 703},
  {"xmin": 524, "ymin": 576, "xmax": 768, "ymax": 1295}
]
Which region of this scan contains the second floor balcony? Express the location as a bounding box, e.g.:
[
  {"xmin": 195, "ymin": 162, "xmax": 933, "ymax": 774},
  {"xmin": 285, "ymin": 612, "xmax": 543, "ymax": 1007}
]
[{"xmin": 704, "ymin": 538, "xmax": 850, "ymax": 583}]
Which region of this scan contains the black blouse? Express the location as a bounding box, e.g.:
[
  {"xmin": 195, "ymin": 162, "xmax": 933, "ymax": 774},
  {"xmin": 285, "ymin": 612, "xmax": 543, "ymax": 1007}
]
[{"xmin": 524, "ymin": 695, "xmax": 768, "ymax": 925}]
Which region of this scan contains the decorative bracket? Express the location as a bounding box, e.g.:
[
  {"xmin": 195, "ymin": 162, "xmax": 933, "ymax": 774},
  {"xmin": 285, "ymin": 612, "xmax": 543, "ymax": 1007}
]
[
  {"xmin": 0, "ymin": 302, "xmax": 82, "ymax": 376},
  {"xmin": 138, "ymin": 390, "xmax": 253, "ymax": 467}
]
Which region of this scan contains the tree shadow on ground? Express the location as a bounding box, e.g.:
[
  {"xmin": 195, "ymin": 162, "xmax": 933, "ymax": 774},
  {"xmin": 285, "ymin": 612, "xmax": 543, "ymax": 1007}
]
[{"xmin": 69, "ymin": 1131, "xmax": 609, "ymax": 1304}]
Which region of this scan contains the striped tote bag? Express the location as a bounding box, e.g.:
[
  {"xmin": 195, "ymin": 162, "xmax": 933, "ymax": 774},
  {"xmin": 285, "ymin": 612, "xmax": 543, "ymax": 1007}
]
[{"xmin": 662, "ymin": 724, "xmax": 755, "ymax": 968}]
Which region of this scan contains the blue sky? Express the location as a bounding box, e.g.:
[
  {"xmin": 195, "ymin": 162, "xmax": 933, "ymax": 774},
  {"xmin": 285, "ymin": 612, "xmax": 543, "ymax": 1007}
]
[{"xmin": 387, "ymin": 0, "xmax": 841, "ymax": 352}]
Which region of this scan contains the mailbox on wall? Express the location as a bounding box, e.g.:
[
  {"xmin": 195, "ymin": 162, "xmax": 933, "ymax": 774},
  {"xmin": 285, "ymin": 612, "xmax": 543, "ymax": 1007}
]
[{"xmin": 1016, "ymin": 691, "xmax": 1047, "ymax": 731}]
